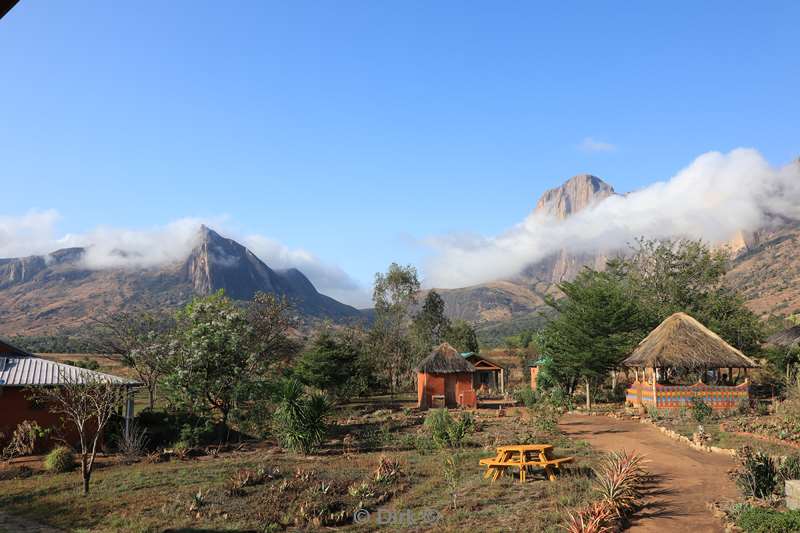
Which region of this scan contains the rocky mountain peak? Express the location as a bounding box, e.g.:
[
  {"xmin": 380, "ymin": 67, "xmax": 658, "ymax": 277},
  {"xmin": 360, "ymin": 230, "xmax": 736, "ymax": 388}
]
[{"xmin": 534, "ymin": 174, "xmax": 616, "ymax": 219}]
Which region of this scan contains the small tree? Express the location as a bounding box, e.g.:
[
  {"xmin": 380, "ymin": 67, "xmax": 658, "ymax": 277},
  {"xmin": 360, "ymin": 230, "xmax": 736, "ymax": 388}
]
[
  {"xmin": 91, "ymin": 310, "xmax": 174, "ymax": 410},
  {"xmin": 29, "ymin": 373, "xmax": 125, "ymax": 494}
]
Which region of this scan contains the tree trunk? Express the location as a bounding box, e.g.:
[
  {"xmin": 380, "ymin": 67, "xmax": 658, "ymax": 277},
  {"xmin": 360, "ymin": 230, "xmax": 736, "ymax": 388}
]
[
  {"xmin": 81, "ymin": 456, "xmax": 91, "ymax": 495},
  {"xmin": 585, "ymin": 377, "xmax": 591, "ymax": 411},
  {"xmin": 148, "ymin": 385, "xmax": 156, "ymax": 410}
]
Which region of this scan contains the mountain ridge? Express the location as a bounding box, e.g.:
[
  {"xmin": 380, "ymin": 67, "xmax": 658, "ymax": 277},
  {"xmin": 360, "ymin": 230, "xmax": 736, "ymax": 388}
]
[{"xmin": 0, "ymin": 226, "xmax": 361, "ymax": 335}]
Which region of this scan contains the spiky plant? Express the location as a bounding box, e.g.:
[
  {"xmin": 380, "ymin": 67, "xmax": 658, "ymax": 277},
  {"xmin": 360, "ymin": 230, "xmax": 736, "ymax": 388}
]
[
  {"xmin": 565, "ymin": 501, "xmax": 615, "ymax": 533},
  {"xmin": 272, "ymin": 379, "xmax": 332, "ymax": 454},
  {"xmin": 592, "ymin": 450, "xmax": 647, "ymax": 517}
]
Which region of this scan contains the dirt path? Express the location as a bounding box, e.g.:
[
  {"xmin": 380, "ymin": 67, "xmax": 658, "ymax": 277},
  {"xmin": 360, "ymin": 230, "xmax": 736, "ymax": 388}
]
[{"xmin": 561, "ymin": 414, "xmax": 739, "ymax": 533}]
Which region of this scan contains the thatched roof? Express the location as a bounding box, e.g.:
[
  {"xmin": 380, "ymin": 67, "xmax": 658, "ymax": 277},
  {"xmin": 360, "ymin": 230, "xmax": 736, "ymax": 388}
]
[
  {"xmin": 623, "ymin": 312, "xmax": 758, "ymax": 369},
  {"xmin": 766, "ymin": 326, "xmax": 800, "ymax": 349},
  {"xmin": 416, "ymin": 343, "xmax": 475, "ymax": 374}
]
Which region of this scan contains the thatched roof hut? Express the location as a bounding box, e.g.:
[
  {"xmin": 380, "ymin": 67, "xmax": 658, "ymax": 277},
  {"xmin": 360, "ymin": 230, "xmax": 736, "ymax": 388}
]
[
  {"xmin": 416, "ymin": 343, "xmax": 476, "ymax": 374},
  {"xmin": 623, "ymin": 312, "xmax": 758, "ymax": 370},
  {"xmin": 766, "ymin": 326, "xmax": 800, "ymax": 349}
]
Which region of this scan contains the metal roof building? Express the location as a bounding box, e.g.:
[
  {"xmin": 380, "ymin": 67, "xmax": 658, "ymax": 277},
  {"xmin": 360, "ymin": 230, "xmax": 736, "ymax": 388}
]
[{"xmin": 0, "ymin": 338, "xmax": 136, "ymax": 386}]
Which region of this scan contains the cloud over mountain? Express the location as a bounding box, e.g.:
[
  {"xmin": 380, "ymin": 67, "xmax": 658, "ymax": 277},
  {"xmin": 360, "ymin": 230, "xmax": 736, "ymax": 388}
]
[
  {"xmin": 425, "ymin": 149, "xmax": 800, "ymax": 288},
  {"xmin": 0, "ymin": 215, "xmax": 367, "ymax": 307}
]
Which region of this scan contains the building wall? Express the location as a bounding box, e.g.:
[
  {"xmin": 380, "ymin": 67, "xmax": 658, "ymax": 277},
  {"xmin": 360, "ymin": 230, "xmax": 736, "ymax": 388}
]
[
  {"xmin": 417, "ymin": 372, "xmax": 476, "ymax": 409},
  {"xmin": 530, "ymin": 367, "xmax": 540, "ymax": 390},
  {"xmin": 0, "ymin": 387, "xmax": 77, "ymax": 448}
]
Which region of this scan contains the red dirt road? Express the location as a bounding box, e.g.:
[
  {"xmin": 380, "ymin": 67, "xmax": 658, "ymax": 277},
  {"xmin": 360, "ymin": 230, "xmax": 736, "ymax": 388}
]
[{"xmin": 560, "ymin": 414, "xmax": 739, "ymax": 533}]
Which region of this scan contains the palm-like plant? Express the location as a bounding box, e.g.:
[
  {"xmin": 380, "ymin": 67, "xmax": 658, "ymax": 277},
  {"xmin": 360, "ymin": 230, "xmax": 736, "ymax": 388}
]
[{"xmin": 273, "ymin": 378, "xmax": 331, "ymax": 454}]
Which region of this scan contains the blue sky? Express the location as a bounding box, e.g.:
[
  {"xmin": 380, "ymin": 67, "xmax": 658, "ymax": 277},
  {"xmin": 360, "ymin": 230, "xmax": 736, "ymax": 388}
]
[{"xmin": 1, "ymin": 2, "xmax": 798, "ymax": 306}]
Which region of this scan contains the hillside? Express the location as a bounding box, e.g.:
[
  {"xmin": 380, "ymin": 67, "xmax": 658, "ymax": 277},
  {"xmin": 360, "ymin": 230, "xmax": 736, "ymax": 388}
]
[{"xmin": 0, "ymin": 226, "xmax": 361, "ymax": 335}]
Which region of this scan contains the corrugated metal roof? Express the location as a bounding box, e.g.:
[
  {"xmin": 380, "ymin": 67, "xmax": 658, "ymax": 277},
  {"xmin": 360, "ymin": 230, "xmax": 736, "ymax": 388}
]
[{"xmin": 0, "ymin": 354, "xmax": 137, "ymax": 386}]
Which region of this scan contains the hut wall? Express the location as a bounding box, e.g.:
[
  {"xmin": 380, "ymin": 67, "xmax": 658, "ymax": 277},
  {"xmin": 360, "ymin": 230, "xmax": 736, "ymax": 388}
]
[
  {"xmin": 530, "ymin": 367, "xmax": 539, "ymax": 391},
  {"xmin": 625, "ymin": 380, "xmax": 749, "ymax": 411},
  {"xmin": 417, "ymin": 372, "xmax": 476, "ymax": 409}
]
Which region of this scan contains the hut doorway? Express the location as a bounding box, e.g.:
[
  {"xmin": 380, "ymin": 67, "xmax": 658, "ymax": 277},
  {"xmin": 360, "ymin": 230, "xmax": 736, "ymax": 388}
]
[{"xmin": 445, "ymin": 376, "xmax": 457, "ymax": 406}]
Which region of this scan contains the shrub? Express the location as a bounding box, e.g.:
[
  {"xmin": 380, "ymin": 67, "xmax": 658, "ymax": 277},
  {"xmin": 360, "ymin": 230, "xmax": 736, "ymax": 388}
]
[
  {"xmin": 423, "ymin": 409, "xmax": 474, "ymax": 448},
  {"xmin": 116, "ymin": 423, "xmax": 149, "ymax": 462},
  {"xmin": 735, "ymin": 446, "xmax": 778, "ymax": 499},
  {"xmin": 374, "ymin": 455, "xmax": 402, "ymax": 484},
  {"xmin": 736, "ymin": 506, "xmax": 800, "ymax": 533},
  {"xmin": 690, "ymin": 397, "xmax": 713, "ymax": 423},
  {"xmin": 272, "ymin": 379, "xmax": 332, "ymax": 454},
  {"xmin": 44, "ymin": 446, "xmax": 75, "ymax": 473},
  {"xmin": 780, "ymin": 454, "xmax": 800, "ymax": 482},
  {"xmin": 513, "ymin": 387, "xmax": 538, "ymax": 408},
  {"xmin": 1, "ymin": 420, "xmax": 50, "ymax": 459},
  {"xmin": 565, "ymin": 501, "xmax": 615, "ymax": 533}
]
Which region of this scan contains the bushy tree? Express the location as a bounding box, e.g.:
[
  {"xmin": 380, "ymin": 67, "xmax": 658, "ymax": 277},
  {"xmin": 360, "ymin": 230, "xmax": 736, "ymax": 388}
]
[
  {"xmin": 294, "ymin": 326, "xmax": 367, "ymax": 399},
  {"xmin": 162, "ymin": 291, "xmax": 259, "ymax": 428},
  {"xmin": 446, "ymin": 320, "xmax": 479, "ymax": 354},
  {"xmin": 608, "ymin": 238, "xmax": 764, "ymax": 352},
  {"xmin": 537, "ymin": 269, "xmax": 649, "ymax": 407}
]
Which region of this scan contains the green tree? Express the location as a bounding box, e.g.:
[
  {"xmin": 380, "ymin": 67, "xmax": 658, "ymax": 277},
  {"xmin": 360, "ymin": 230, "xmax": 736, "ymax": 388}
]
[
  {"xmin": 162, "ymin": 291, "xmax": 259, "ymax": 429},
  {"xmin": 446, "ymin": 320, "xmax": 479, "ymax": 354},
  {"xmin": 411, "ymin": 290, "xmax": 451, "ymax": 352},
  {"xmin": 537, "ymin": 269, "xmax": 649, "ymax": 408},
  {"xmin": 294, "ymin": 326, "xmax": 366, "ymax": 399},
  {"xmin": 369, "ymin": 263, "xmax": 420, "ymax": 394},
  {"xmin": 608, "ymin": 238, "xmax": 764, "ymax": 352}
]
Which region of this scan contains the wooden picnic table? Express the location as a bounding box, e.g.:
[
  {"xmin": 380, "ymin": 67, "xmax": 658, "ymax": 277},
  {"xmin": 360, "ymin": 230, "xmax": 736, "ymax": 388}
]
[{"xmin": 479, "ymin": 444, "xmax": 573, "ymax": 483}]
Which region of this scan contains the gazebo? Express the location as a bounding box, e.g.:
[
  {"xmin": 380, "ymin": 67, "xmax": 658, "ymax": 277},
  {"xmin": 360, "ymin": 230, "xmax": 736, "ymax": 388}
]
[
  {"xmin": 416, "ymin": 343, "xmax": 477, "ymax": 410},
  {"xmin": 623, "ymin": 312, "xmax": 758, "ymax": 411}
]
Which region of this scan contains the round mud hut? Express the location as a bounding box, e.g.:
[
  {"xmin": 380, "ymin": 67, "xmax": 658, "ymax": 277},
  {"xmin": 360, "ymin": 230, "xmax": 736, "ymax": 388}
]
[{"xmin": 416, "ymin": 342, "xmax": 477, "ymax": 410}]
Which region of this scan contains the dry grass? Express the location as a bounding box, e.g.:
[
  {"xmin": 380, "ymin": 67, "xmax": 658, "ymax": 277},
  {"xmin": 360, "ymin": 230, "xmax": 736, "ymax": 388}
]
[{"xmin": 0, "ymin": 400, "xmax": 599, "ymax": 532}]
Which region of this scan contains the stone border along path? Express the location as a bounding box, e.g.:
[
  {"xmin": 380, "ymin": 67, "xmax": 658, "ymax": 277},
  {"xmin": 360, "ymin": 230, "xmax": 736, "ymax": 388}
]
[
  {"xmin": 0, "ymin": 511, "xmax": 64, "ymax": 533},
  {"xmin": 561, "ymin": 413, "xmax": 740, "ymax": 533}
]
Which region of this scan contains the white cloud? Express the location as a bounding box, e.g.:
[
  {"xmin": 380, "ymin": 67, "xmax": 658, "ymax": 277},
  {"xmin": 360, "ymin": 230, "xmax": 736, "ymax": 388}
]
[
  {"xmin": 425, "ymin": 149, "xmax": 800, "ymax": 288},
  {"xmin": 579, "ymin": 137, "xmax": 616, "ymax": 153},
  {"xmin": 0, "ymin": 214, "xmax": 368, "ymax": 307}
]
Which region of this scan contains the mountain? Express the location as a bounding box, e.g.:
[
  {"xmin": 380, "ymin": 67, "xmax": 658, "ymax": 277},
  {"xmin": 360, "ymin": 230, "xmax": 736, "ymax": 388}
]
[
  {"xmin": 435, "ymin": 174, "xmax": 619, "ymax": 334},
  {"xmin": 436, "ymin": 172, "xmax": 800, "ymax": 344},
  {"xmin": 0, "ymin": 226, "xmax": 361, "ymax": 335}
]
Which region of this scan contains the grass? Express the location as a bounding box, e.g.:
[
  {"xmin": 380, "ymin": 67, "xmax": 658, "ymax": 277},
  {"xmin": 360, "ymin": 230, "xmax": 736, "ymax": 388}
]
[{"xmin": 0, "ymin": 401, "xmax": 599, "ymax": 532}]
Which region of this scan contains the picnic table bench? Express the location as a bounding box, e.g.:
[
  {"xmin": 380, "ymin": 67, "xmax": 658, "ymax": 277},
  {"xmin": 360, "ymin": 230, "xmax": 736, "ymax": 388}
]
[{"xmin": 479, "ymin": 444, "xmax": 573, "ymax": 483}]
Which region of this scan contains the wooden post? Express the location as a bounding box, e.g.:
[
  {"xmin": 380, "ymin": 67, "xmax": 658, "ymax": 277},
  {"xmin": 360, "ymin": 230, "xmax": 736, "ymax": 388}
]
[
  {"xmin": 499, "ymin": 368, "xmax": 505, "ymax": 395},
  {"xmin": 124, "ymin": 387, "xmax": 134, "ymax": 440}
]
